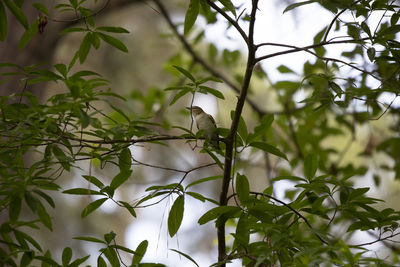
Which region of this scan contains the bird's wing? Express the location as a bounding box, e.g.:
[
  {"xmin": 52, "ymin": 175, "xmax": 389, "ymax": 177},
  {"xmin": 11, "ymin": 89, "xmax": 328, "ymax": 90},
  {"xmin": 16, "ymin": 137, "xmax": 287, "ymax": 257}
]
[{"xmin": 207, "ymin": 114, "xmax": 217, "ymax": 127}]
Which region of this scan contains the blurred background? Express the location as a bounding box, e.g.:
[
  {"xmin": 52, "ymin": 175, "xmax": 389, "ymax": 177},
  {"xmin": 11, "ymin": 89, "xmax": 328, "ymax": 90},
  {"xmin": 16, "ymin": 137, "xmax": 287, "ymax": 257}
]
[{"xmin": 1, "ymin": 0, "xmax": 400, "ymax": 266}]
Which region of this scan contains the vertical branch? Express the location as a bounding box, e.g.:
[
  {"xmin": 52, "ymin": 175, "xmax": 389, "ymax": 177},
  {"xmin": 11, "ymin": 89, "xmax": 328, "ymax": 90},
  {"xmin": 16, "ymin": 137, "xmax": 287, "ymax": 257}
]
[{"xmin": 217, "ymin": 0, "xmax": 259, "ymax": 265}]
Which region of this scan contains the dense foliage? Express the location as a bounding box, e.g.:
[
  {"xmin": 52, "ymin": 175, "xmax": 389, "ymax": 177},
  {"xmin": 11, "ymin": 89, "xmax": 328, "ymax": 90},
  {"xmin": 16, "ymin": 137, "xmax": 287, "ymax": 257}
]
[{"xmin": 1, "ymin": 0, "xmax": 400, "ymax": 266}]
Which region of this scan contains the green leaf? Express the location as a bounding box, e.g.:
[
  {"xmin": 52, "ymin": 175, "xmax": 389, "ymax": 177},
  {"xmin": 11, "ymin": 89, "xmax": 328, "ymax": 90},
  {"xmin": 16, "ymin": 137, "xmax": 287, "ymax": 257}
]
[
  {"xmin": 119, "ymin": 201, "xmax": 136, "ymax": 217},
  {"xmin": 33, "ymin": 190, "xmax": 55, "ymax": 208},
  {"xmin": 81, "ymin": 198, "xmax": 108, "ymax": 218},
  {"xmin": 277, "ymin": 65, "xmax": 295, "ymax": 73},
  {"xmin": 186, "ymin": 175, "xmax": 223, "ymax": 189},
  {"xmin": 249, "ymin": 141, "xmax": 288, "ymax": 160},
  {"xmin": 172, "ymin": 65, "xmax": 196, "ymax": 82},
  {"xmin": 104, "ymin": 231, "xmax": 116, "ymax": 244},
  {"xmin": 32, "ymin": 3, "xmax": 50, "ymax": 16},
  {"xmin": 103, "ymin": 247, "xmax": 119, "ymax": 267},
  {"xmin": 237, "ymin": 115, "xmax": 248, "ymax": 142},
  {"xmin": 329, "ymin": 82, "xmax": 343, "ymax": 96},
  {"xmin": 131, "ymin": 240, "xmax": 148, "ymax": 265},
  {"xmin": 119, "ymin": 148, "xmax": 131, "ymax": 172},
  {"xmin": 9, "ymin": 196, "xmax": 22, "ymax": 222},
  {"xmin": 199, "ymin": 86, "xmax": 224, "ymax": 99},
  {"xmin": 62, "ymin": 247, "xmax": 72, "ymax": 266},
  {"xmin": 54, "ymin": 64, "xmax": 67, "ymax": 77},
  {"xmin": 0, "ymin": 2, "xmax": 7, "ymax": 41},
  {"xmin": 4, "ymin": 0, "xmax": 28, "ymax": 29},
  {"xmin": 247, "ymin": 114, "xmax": 274, "ymax": 143},
  {"xmin": 186, "ymin": 192, "xmax": 218, "ymax": 204},
  {"xmin": 271, "ymin": 175, "xmax": 307, "ymax": 183},
  {"xmin": 169, "ymin": 88, "xmax": 191, "ymax": 105},
  {"xmin": 110, "ymin": 170, "xmax": 132, "ymax": 190},
  {"xmin": 37, "ymin": 202, "xmax": 52, "ymax": 230},
  {"xmin": 219, "ymin": 0, "xmax": 236, "ymax": 17},
  {"xmin": 20, "ymin": 252, "xmax": 33, "ymax": 267},
  {"xmin": 198, "ymin": 206, "xmax": 241, "ymax": 225},
  {"xmin": 79, "ymin": 32, "xmax": 92, "ymax": 63},
  {"xmin": 233, "ymin": 213, "xmax": 249, "ymax": 249},
  {"xmin": 164, "ymin": 85, "xmax": 192, "ymax": 91},
  {"xmin": 184, "ymin": 0, "xmax": 200, "ymax": 35},
  {"xmin": 109, "ymin": 104, "xmax": 130, "ymax": 122},
  {"xmin": 35, "ymin": 253, "xmax": 59, "ymax": 266},
  {"xmin": 379, "ymin": 24, "xmax": 400, "ymax": 36},
  {"xmin": 79, "ymin": 109, "xmax": 90, "ymax": 128},
  {"xmin": 97, "ymin": 32, "xmax": 128, "ymax": 53},
  {"xmin": 59, "ymin": 27, "xmax": 87, "ymax": 34},
  {"xmin": 70, "ymin": 255, "xmax": 90, "ymax": 266},
  {"xmin": 96, "ymin": 26, "xmax": 129, "ymax": 33},
  {"xmin": 18, "ymin": 20, "xmax": 38, "ymax": 50},
  {"xmin": 14, "ymin": 229, "xmax": 42, "ymax": 252},
  {"xmin": 73, "ymin": 236, "xmax": 106, "ymax": 244},
  {"xmin": 236, "ymin": 174, "xmax": 250, "ymax": 204},
  {"xmin": 304, "ymin": 154, "xmax": 318, "ymax": 180},
  {"xmin": 168, "ymin": 195, "xmax": 185, "ymax": 237},
  {"xmin": 52, "ymin": 145, "xmax": 71, "ymax": 171},
  {"xmin": 283, "ymin": 0, "xmax": 318, "ymax": 13},
  {"xmin": 97, "ymin": 256, "xmax": 107, "ymax": 267},
  {"xmin": 204, "ymin": 148, "xmax": 224, "ymax": 169},
  {"xmin": 62, "ymin": 188, "xmax": 105, "ymax": 195},
  {"xmin": 185, "ymin": 191, "xmax": 205, "ymax": 202},
  {"xmin": 82, "ymin": 175, "xmax": 104, "ymax": 189},
  {"xmin": 367, "ymin": 47, "xmax": 375, "ymax": 62},
  {"xmin": 170, "ymin": 249, "xmax": 199, "ymax": 267}
]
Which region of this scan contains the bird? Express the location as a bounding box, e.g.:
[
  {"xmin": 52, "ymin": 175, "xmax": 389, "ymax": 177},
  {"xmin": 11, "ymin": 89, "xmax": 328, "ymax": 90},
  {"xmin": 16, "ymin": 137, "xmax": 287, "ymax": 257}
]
[{"xmin": 186, "ymin": 106, "xmax": 220, "ymax": 150}]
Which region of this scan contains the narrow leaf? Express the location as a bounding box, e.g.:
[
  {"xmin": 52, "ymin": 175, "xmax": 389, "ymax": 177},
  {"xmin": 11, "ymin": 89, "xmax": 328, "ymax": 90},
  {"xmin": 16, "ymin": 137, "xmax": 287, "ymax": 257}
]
[
  {"xmin": 170, "ymin": 88, "xmax": 191, "ymax": 105},
  {"xmin": 81, "ymin": 198, "xmax": 108, "ymax": 218},
  {"xmin": 18, "ymin": 20, "xmax": 38, "ymax": 50},
  {"xmin": 62, "ymin": 247, "xmax": 72, "ymax": 266},
  {"xmin": 33, "ymin": 190, "xmax": 55, "ymax": 208},
  {"xmin": 110, "ymin": 170, "xmax": 132, "ymax": 190},
  {"xmin": 168, "ymin": 195, "xmax": 185, "ymax": 237},
  {"xmin": 73, "ymin": 236, "xmax": 106, "ymax": 244},
  {"xmin": 0, "ymin": 2, "xmax": 7, "ymax": 41},
  {"xmin": 97, "ymin": 32, "xmax": 128, "ymax": 53},
  {"xmin": 304, "ymin": 154, "xmax": 318, "ymax": 180},
  {"xmin": 119, "ymin": 201, "xmax": 136, "ymax": 217},
  {"xmin": 9, "ymin": 196, "xmax": 22, "ymax": 221},
  {"xmin": 186, "ymin": 175, "xmax": 223, "ymax": 189},
  {"xmin": 198, "ymin": 206, "xmax": 241, "ymax": 225},
  {"xmin": 63, "ymin": 188, "xmax": 105, "ymax": 195},
  {"xmin": 172, "ymin": 65, "xmax": 196, "ymax": 82},
  {"xmin": 97, "ymin": 256, "xmax": 107, "ymax": 267},
  {"xmin": 96, "ymin": 26, "xmax": 129, "ymax": 33},
  {"xmin": 219, "ymin": 0, "xmax": 236, "ymax": 17},
  {"xmin": 199, "ymin": 86, "xmax": 224, "ymax": 99},
  {"xmin": 4, "ymin": 0, "xmax": 28, "ymax": 29},
  {"xmin": 283, "ymin": 0, "xmax": 317, "ymax": 13},
  {"xmin": 184, "ymin": 0, "xmax": 200, "ymax": 35},
  {"xmin": 170, "ymin": 249, "xmax": 199, "ymax": 267},
  {"xmin": 82, "ymin": 175, "xmax": 104, "ymax": 189},
  {"xmin": 249, "ymin": 142, "xmax": 288, "ymax": 160},
  {"xmin": 119, "ymin": 148, "xmax": 132, "ymax": 172},
  {"xmin": 79, "ymin": 32, "xmax": 92, "ymax": 63},
  {"xmin": 37, "ymin": 202, "xmax": 52, "ymax": 230},
  {"xmin": 32, "ymin": 3, "xmax": 49, "ymax": 16},
  {"xmin": 236, "ymin": 174, "xmax": 250, "ymax": 204},
  {"xmin": 59, "ymin": 27, "xmax": 87, "ymax": 34},
  {"xmin": 131, "ymin": 240, "xmax": 148, "ymax": 265}
]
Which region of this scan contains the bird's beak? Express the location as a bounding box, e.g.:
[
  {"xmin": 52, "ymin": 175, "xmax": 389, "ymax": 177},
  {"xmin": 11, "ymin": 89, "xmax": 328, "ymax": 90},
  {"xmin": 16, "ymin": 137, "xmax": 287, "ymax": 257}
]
[{"xmin": 186, "ymin": 107, "xmax": 191, "ymax": 110}]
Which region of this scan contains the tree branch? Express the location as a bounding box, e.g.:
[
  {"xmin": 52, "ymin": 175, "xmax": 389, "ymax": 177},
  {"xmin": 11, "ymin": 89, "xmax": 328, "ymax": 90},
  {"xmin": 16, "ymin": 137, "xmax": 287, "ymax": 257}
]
[{"xmin": 217, "ymin": 1, "xmax": 259, "ymax": 265}]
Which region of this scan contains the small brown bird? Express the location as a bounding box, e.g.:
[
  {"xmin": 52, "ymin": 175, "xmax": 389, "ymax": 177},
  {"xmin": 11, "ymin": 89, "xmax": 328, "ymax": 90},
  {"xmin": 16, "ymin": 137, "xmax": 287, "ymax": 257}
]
[{"xmin": 186, "ymin": 106, "xmax": 220, "ymax": 149}]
